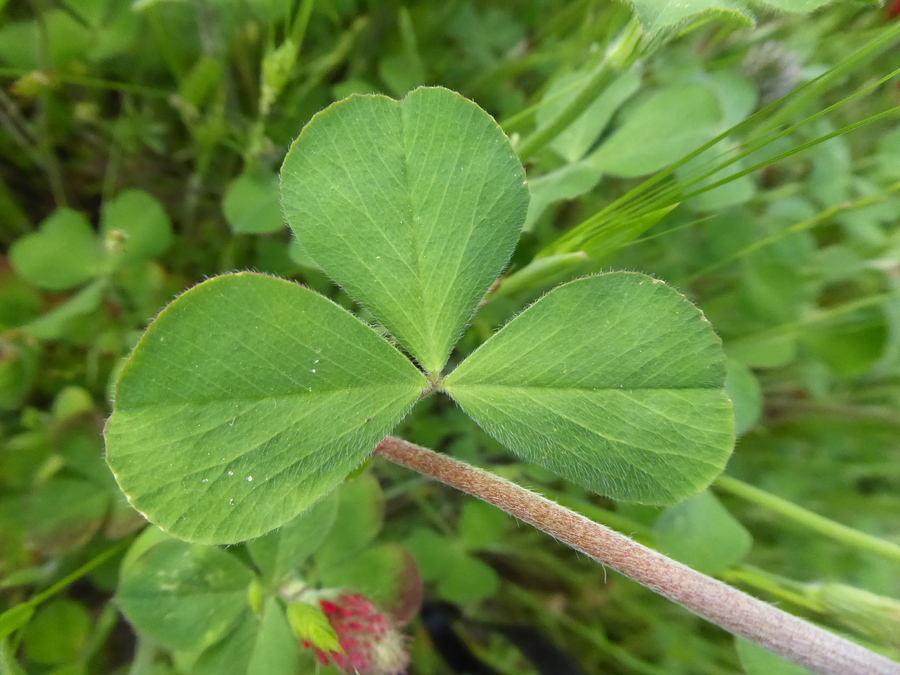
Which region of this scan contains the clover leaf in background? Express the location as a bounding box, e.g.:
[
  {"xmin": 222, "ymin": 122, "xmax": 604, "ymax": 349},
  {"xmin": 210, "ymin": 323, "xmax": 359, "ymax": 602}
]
[
  {"xmin": 9, "ymin": 209, "xmax": 103, "ymax": 292},
  {"xmin": 222, "ymin": 169, "xmax": 285, "ymax": 234},
  {"xmin": 10, "ymin": 189, "xmax": 172, "ymax": 293},
  {"xmin": 406, "ymin": 500, "xmax": 511, "ymax": 604},
  {"xmin": 654, "ymin": 490, "xmax": 753, "ymax": 576},
  {"xmin": 626, "ymin": 0, "xmax": 838, "ymax": 33},
  {"xmin": 115, "ymin": 476, "xmax": 422, "ymax": 675},
  {"xmin": 100, "ymin": 189, "xmax": 173, "ymax": 265},
  {"xmin": 6, "ymin": 190, "xmax": 173, "ymax": 343}
]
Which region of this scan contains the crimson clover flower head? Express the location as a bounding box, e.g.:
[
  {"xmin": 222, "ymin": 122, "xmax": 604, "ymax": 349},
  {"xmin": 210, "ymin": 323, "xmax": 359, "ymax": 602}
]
[{"xmin": 303, "ymin": 593, "xmax": 408, "ymax": 675}]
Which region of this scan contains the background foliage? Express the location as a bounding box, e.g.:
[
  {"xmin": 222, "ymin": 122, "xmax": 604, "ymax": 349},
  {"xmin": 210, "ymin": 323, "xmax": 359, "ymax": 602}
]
[{"xmin": 0, "ymin": 1, "xmax": 898, "ymax": 673}]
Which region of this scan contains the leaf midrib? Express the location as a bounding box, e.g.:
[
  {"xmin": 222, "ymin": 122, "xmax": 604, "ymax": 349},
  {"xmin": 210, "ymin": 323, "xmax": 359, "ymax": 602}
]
[
  {"xmin": 118, "ymin": 382, "xmax": 425, "ymax": 411},
  {"xmin": 444, "ymin": 383, "xmax": 724, "ymax": 392}
]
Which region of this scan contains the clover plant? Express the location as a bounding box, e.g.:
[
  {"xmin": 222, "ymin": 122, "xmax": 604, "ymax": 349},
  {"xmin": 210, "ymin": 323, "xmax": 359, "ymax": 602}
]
[{"xmin": 104, "ymin": 86, "xmax": 734, "ymax": 545}]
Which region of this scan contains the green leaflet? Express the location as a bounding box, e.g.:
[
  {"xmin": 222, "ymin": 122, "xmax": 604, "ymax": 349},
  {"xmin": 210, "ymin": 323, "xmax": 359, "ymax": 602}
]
[
  {"xmin": 247, "ymin": 490, "xmax": 339, "ymax": 582},
  {"xmin": 116, "ymin": 540, "xmax": 252, "ymax": 651},
  {"xmin": 105, "ymin": 272, "xmax": 426, "ymax": 544},
  {"xmin": 654, "ymin": 490, "xmax": 752, "ymax": 575},
  {"xmin": 193, "ymin": 600, "xmax": 299, "ymax": 675},
  {"xmin": 9, "ymin": 208, "xmax": 103, "ymax": 291},
  {"xmin": 628, "ymin": 0, "xmax": 749, "ymax": 33},
  {"xmin": 535, "ymin": 67, "xmax": 642, "ymax": 164},
  {"xmin": 445, "ymin": 273, "xmax": 734, "ymax": 504},
  {"xmin": 222, "ymin": 170, "xmax": 284, "ymax": 235},
  {"xmin": 281, "ymin": 86, "xmax": 528, "ymax": 374},
  {"xmin": 23, "ymin": 599, "xmax": 91, "ymax": 665},
  {"xmin": 589, "ymin": 83, "xmax": 722, "ymax": 179},
  {"xmin": 100, "ymin": 189, "xmax": 173, "ymax": 265},
  {"xmin": 313, "ymin": 473, "xmax": 385, "ymax": 570},
  {"xmin": 627, "ymin": 0, "xmax": 838, "ymax": 33}
]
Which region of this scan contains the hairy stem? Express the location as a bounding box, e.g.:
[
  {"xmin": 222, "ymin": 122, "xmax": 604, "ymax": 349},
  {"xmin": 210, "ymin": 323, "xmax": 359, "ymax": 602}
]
[{"xmin": 375, "ymin": 437, "xmax": 900, "ymax": 675}]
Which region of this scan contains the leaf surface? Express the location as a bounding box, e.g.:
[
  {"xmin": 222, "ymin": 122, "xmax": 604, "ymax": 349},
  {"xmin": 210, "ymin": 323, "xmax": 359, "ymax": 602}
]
[
  {"xmin": 281, "ymin": 86, "xmax": 528, "ymax": 374},
  {"xmin": 247, "ymin": 489, "xmax": 339, "ymax": 582},
  {"xmin": 193, "ymin": 600, "xmax": 299, "ymax": 675},
  {"xmin": 628, "ymin": 0, "xmax": 749, "ymax": 32},
  {"xmin": 23, "ymin": 599, "xmax": 90, "ymax": 665},
  {"xmin": 536, "ymin": 67, "xmax": 642, "ymax": 163},
  {"xmin": 116, "ymin": 540, "xmax": 251, "ymax": 651},
  {"xmin": 101, "ymin": 189, "xmax": 173, "ymax": 264},
  {"xmin": 445, "ymin": 273, "xmax": 734, "ymax": 504},
  {"xmin": 10, "ymin": 209, "xmax": 103, "ymax": 291},
  {"xmin": 313, "ymin": 473, "xmax": 384, "ymax": 569},
  {"xmin": 654, "ymin": 490, "xmax": 752, "ymax": 575},
  {"xmin": 105, "ymin": 272, "xmax": 426, "ymax": 543},
  {"xmin": 223, "ymin": 171, "xmax": 285, "ymax": 235},
  {"xmin": 627, "ymin": 0, "xmax": 838, "ymax": 33},
  {"xmin": 318, "ymin": 543, "xmax": 422, "ymax": 619},
  {"xmin": 589, "ymin": 84, "xmax": 721, "ymax": 178}
]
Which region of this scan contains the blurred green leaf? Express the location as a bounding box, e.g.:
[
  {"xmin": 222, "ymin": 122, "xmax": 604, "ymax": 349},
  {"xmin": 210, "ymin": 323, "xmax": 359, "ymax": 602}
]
[
  {"xmin": 405, "ymin": 527, "xmax": 499, "ymax": 603},
  {"xmin": 116, "ymin": 540, "xmax": 252, "ymax": 651},
  {"xmin": 26, "ymin": 477, "xmax": 109, "ymax": 557},
  {"xmin": 803, "ymin": 307, "xmax": 887, "ymax": 378},
  {"xmin": 627, "ymin": 0, "xmax": 837, "ymax": 32},
  {"xmin": 101, "ymin": 189, "xmax": 173, "ymax": 265},
  {"xmin": 194, "ymin": 600, "xmax": 299, "ymax": 675},
  {"xmin": 654, "ymin": 490, "xmax": 752, "ymax": 576},
  {"xmin": 0, "ymin": 604, "xmax": 35, "ymax": 641},
  {"xmin": 51, "ymin": 386, "xmax": 94, "ymax": 423},
  {"xmin": 458, "ymin": 499, "xmax": 510, "ymax": 551},
  {"xmin": 0, "ymin": 335, "xmax": 39, "ymax": 410},
  {"xmin": 60, "ymin": 0, "xmax": 111, "ymax": 27},
  {"xmin": 589, "ymin": 84, "xmax": 721, "ymax": 178},
  {"xmin": 537, "ymin": 67, "xmax": 642, "ymax": 163},
  {"xmin": 248, "ymin": 489, "xmax": 339, "ymax": 582},
  {"xmin": 223, "ymin": 171, "xmax": 285, "ymax": 235},
  {"xmin": 23, "ymin": 599, "xmax": 90, "ymax": 665},
  {"xmin": 0, "ymin": 275, "xmax": 41, "ymax": 330},
  {"xmin": 813, "ymin": 583, "xmax": 900, "ymax": 649},
  {"xmin": 524, "ymin": 162, "xmax": 604, "ymax": 230},
  {"xmin": 735, "ymin": 637, "xmax": 811, "ymax": 674},
  {"xmin": 314, "ymin": 474, "xmax": 385, "ymax": 569},
  {"xmin": 725, "ymin": 359, "xmax": 762, "ymax": 436},
  {"xmin": 180, "ymin": 57, "xmax": 225, "ymax": 109},
  {"xmin": 319, "ymin": 543, "xmax": 421, "ymax": 615},
  {"xmin": 437, "ymin": 552, "xmax": 500, "ymax": 604},
  {"xmin": 0, "ymin": 638, "xmax": 28, "ymax": 675},
  {"xmin": 10, "ymin": 209, "xmax": 103, "ymax": 291},
  {"xmin": 23, "ymin": 280, "xmax": 106, "ymax": 342},
  {"xmin": 876, "ymin": 127, "xmax": 900, "ymax": 180},
  {"xmin": 727, "ymin": 333, "xmax": 797, "ymax": 369}
]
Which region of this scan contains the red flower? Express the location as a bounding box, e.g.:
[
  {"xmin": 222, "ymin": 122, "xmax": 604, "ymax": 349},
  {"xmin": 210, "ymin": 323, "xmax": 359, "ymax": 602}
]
[
  {"xmin": 304, "ymin": 593, "xmax": 408, "ymax": 675},
  {"xmin": 889, "ymin": 0, "xmax": 900, "ymax": 18}
]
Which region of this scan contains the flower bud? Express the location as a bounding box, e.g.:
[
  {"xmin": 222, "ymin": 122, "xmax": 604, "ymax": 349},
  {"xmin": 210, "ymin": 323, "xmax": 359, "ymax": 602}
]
[
  {"xmin": 302, "ymin": 593, "xmax": 409, "ymax": 675},
  {"xmin": 813, "ymin": 582, "xmax": 900, "ymax": 649}
]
